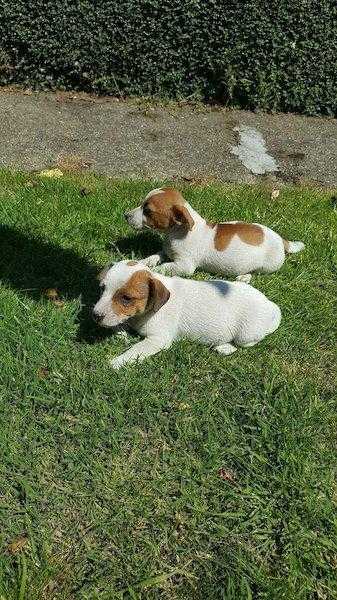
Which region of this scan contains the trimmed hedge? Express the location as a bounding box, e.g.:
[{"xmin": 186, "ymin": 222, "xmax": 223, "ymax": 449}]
[{"xmin": 0, "ymin": 0, "xmax": 336, "ymax": 115}]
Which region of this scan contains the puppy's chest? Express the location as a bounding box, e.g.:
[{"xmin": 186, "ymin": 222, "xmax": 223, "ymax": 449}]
[
  {"xmin": 129, "ymin": 313, "xmax": 159, "ymax": 338},
  {"xmin": 165, "ymin": 235, "xmax": 200, "ymax": 260}
]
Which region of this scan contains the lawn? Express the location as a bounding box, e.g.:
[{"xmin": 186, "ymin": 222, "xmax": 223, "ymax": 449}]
[{"xmin": 0, "ymin": 170, "xmax": 336, "ymax": 600}]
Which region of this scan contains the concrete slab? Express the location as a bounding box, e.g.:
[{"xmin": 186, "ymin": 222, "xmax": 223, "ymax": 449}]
[{"xmin": 0, "ymin": 89, "xmax": 336, "ymax": 186}]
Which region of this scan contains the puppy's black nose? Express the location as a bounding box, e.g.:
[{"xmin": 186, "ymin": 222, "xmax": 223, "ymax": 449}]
[
  {"xmin": 124, "ymin": 211, "xmax": 130, "ymax": 220},
  {"xmin": 92, "ymin": 311, "xmax": 103, "ymax": 324}
]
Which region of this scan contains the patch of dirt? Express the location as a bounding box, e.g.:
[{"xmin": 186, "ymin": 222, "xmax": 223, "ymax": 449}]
[
  {"xmin": 56, "ymin": 154, "xmax": 92, "ymax": 172},
  {"xmin": 276, "ymin": 150, "xmax": 306, "ymax": 163},
  {"xmin": 143, "ymin": 130, "xmax": 164, "ymax": 142}
]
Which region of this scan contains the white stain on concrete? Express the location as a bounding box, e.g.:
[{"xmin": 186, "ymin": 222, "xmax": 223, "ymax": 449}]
[{"xmin": 231, "ymin": 126, "xmax": 278, "ymax": 174}]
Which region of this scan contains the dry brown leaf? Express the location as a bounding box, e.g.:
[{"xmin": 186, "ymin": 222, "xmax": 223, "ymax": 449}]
[
  {"xmin": 44, "ymin": 289, "xmax": 65, "ymax": 308},
  {"xmin": 25, "ymin": 180, "xmax": 38, "ymax": 188},
  {"xmin": 38, "ymin": 168, "xmax": 63, "ymax": 179},
  {"xmin": 271, "ymin": 189, "xmax": 280, "ymax": 200},
  {"xmin": 57, "ymin": 154, "xmax": 91, "ymax": 173},
  {"xmin": 53, "ymin": 299, "xmax": 65, "ymax": 308},
  {"xmin": 44, "ymin": 288, "xmax": 59, "ymax": 300},
  {"xmin": 178, "ymin": 402, "xmax": 190, "ymax": 410},
  {"xmin": 37, "ymin": 367, "xmax": 49, "ymax": 379},
  {"xmin": 218, "ymin": 467, "xmax": 235, "ymax": 482},
  {"xmin": 7, "ymin": 537, "xmax": 28, "ymax": 554}
]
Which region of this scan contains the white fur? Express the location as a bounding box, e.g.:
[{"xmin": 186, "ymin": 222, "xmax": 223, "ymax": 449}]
[
  {"xmin": 126, "ymin": 190, "xmax": 304, "ymax": 278},
  {"xmin": 93, "ymin": 261, "xmax": 281, "ymax": 369},
  {"xmin": 287, "ymin": 241, "xmax": 305, "ymax": 253}
]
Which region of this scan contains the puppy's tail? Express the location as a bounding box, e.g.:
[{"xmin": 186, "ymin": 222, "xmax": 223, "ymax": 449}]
[{"xmin": 283, "ymin": 239, "xmax": 305, "ymax": 254}]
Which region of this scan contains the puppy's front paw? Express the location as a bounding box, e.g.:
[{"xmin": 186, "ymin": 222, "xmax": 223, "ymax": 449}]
[{"xmin": 115, "ymin": 329, "xmax": 130, "ymax": 341}]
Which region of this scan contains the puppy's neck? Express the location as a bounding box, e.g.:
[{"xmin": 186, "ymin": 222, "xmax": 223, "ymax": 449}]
[{"xmin": 185, "ymin": 203, "xmax": 205, "ymax": 226}]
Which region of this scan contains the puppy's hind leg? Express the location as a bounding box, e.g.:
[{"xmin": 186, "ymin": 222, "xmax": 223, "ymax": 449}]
[
  {"xmin": 156, "ymin": 259, "xmax": 196, "ymax": 276},
  {"xmin": 235, "ymin": 273, "xmax": 252, "ymax": 283},
  {"xmin": 139, "ymin": 252, "xmax": 165, "ymax": 268},
  {"xmin": 214, "ymin": 343, "xmax": 237, "ymax": 355},
  {"xmin": 237, "ymin": 340, "xmax": 258, "ymax": 348}
]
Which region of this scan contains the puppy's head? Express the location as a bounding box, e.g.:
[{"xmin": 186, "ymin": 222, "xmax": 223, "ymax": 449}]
[
  {"xmin": 125, "ymin": 187, "xmax": 194, "ymax": 232},
  {"xmin": 93, "ymin": 261, "xmax": 170, "ymax": 328}
]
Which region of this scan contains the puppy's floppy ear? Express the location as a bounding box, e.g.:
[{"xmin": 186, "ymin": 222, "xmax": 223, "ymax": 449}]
[
  {"xmin": 148, "ymin": 276, "xmax": 170, "ymax": 313},
  {"xmin": 171, "ymin": 205, "xmax": 194, "ymax": 231}
]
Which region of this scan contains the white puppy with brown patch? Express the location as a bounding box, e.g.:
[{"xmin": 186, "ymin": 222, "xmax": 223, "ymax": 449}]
[
  {"xmin": 125, "ymin": 187, "xmax": 304, "ymax": 281},
  {"xmin": 93, "ymin": 260, "xmax": 281, "ymax": 369}
]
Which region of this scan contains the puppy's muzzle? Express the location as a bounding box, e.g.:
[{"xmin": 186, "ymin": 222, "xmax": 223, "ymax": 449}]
[
  {"xmin": 92, "ymin": 309, "xmax": 104, "ymax": 324},
  {"xmin": 124, "ymin": 207, "xmax": 143, "ymax": 229}
]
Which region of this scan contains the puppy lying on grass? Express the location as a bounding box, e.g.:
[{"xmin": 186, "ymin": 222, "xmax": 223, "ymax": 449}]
[
  {"xmin": 125, "ymin": 187, "xmax": 304, "ymax": 282},
  {"xmin": 93, "ymin": 260, "xmax": 281, "ymax": 369}
]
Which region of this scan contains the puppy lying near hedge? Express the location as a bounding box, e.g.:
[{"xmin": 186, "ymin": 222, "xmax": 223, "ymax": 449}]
[{"xmin": 125, "ymin": 187, "xmax": 304, "ymax": 282}]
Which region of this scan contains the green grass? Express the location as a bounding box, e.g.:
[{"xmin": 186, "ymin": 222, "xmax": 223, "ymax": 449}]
[{"xmin": 0, "ymin": 170, "xmax": 336, "ymax": 600}]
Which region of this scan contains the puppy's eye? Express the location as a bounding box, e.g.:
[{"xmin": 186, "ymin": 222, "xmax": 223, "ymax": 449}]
[
  {"xmin": 143, "ymin": 206, "xmax": 151, "ymax": 217},
  {"xmin": 121, "ymin": 294, "xmax": 132, "ymax": 306}
]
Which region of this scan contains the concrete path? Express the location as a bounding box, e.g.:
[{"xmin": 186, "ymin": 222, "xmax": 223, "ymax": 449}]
[{"xmin": 0, "ymin": 89, "xmax": 336, "ymax": 186}]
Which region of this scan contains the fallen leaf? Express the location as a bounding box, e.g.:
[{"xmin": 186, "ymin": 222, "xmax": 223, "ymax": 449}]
[
  {"xmin": 178, "ymin": 402, "xmax": 190, "ymax": 410},
  {"xmin": 44, "ymin": 288, "xmax": 59, "ymax": 300},
  {"xmin": 25, "ymin": 180, "xmax": 38, "ymax": 188},
  {"xmin": 7, "ymin": 537, "xmax": 28, "ymax": 554},
  {"xmin": 218, "ymin": 467, "xmax": 235, "ymax": 482},
  {"xmin": 271, "ymin": 189, "xmax": 280, "ymax": 200},
  {"xmin": 43, "ymin": 581, "xmax": 58, "ymax": 595},
  {"xmin": 57, "ymin": 154, "xmax": 91, "ymax": 173},
  {"xmin": 44, "ymin": 289, "xmax": 65, "ymax": 308},
  {"xmin": 38, "ymin": 168, "xmax": 63, "ymax": 179},
  {"xmin": 37, "ymin": 367, "xmax": 49, "ymax": 379},
  {"xmin": 53, "ymin": 299, "xmax": 65, "ymax": 308}
]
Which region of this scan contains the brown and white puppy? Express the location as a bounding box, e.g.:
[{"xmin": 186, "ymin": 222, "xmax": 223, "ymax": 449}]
[
  {"xmin": 93, "ymin": 260, "xmax": 281, "ymax": 369},
  {"xmin": 124, "ymin": 187, "xmax": 304, "ymax": 280}
]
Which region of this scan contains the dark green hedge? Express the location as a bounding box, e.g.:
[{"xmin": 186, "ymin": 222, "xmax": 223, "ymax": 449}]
[{"xmin": 0, "ymin": 1, "xmax": 336, "ymax": 115}]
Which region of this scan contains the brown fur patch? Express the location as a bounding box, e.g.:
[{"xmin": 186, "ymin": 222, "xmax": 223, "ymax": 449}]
[
  {"xmin": 127, "ymin": 260, "xmax": 138, "ymax": 266},
  {"xmin": 143, "ymin": 188, "xmax": 194, "ymax": 231},
  {"xmin": 112, "ymin": 270, "xmax": 170, "ymax": 317},
  {"xmin": 213, "ymin": 222, "xmax": 264, "ymax": 251}
]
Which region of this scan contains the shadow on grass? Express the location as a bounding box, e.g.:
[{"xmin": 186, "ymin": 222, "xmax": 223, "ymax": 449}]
[
  {"xmin": 109, "ymin": 230, "xmax": 162, "ymax": 257},
  {"xmin": 0, "ymin": 225, "xmax": 111, "ymax": 344},
  {"xmin": 0, "ymin": 227, "xmax": 163, "ymax": 343}
]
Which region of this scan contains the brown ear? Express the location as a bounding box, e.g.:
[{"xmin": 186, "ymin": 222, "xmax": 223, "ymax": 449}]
[
  {"xmin": 148, "ymin": 276, "xmax": 170, "ymax": 313},
  {"xmin": 171, "ymin": 205, "xmax": 194, "ymax": 231}
]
